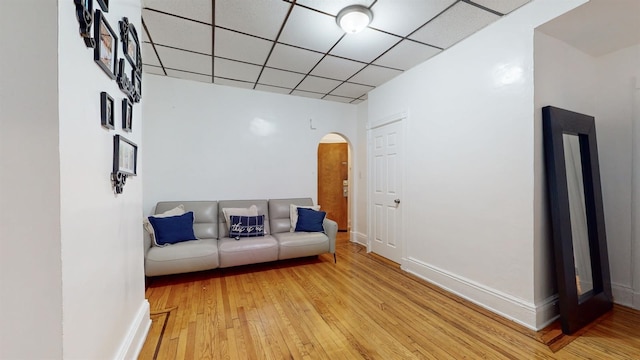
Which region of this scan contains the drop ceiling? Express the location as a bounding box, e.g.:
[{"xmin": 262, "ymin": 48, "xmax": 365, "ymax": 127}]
[{"xmin": 142, "ymin": 0, "xmax": 532, "ymax": 103}]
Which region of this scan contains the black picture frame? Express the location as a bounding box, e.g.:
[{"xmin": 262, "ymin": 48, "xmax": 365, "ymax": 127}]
[
  {"xmin": 117, "ymin": 58, "xmax": 135, "ymax": 101},
  {"xmin": 132, "ymin": 71, "xmax": 142, "ymax": 103},
  {"xmin": 119, "ymin": 17, "xmax": 141, "ymax": 73},
  {"xmin": 122, "ymin": 98, "xmax": 133, "ymax": 132},
  {"xmin": 96, "ymin": 0, "xmax": 109, "ymax": 12},
  {"xmin": 111, "ymin": 135, "xmax": 137, "ymax": 194},
  {"xmin": 94, "ymin": 10, "xmax": 118, "ymax": 80},
  {"xmin": 542, "ymin": 106, "xmax": 613, "ymax": 335},
  {"xmin": 74, "ymin": 0, "xmax": 95, "ymax": 47},
  {"xmin": 100, "ymin": 92, "xmax": 114, "ymax": 129}
]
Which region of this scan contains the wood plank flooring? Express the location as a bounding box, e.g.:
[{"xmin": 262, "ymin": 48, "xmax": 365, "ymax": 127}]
[{"xmin": 140, "ymin": 234, "xmax": 640, "ymax": 359}]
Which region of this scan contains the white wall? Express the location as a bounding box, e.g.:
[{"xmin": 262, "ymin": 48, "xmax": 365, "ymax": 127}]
[
  {"xmin": 367, "ymin": 0, "xmax": 586, "ymax": 330},
  {"xmin": 58, "ymin": 1, "xmax": 149, "ymax": 358},
  {"xmin": 0, "ymin": 1, "xmax": 63, "ymax": 357},
  {"xmin": 1, "ymin": 1, "xmax": 149, "ymax": 358},
  {"xmin": 535, "ymin": 31, "xmax": 640, "ymax": 310},
  {"xmin": 142, "ymin": 75, "xmax": 358, "ymax": 215},
  {"xmin": 353, "ymin": 101, "xmax": 369, "ymax": 245}
]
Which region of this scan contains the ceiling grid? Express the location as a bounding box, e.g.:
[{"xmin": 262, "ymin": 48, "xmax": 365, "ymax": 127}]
[{"xmin": 142, "ymin": 0, "xmax": 532, "ymax": 103}]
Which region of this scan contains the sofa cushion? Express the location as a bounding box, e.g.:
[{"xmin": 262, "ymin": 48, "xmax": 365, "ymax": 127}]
[
  {"xmin": 222, "ymin": 205, "xmax": 257, "ymax": 231},
  {"xmin": 148, "ymin": 212, "xmax": 198, "ymax": 246},
  {"xmin": 290, "ymin": 204, "xmax": 321, "ymax": 232},
  {"xmin": 295, "ymin": 208, "xmax": 326, "ymax": 232},
  {"xmin": 268, "ymin": 198, "xmax": 314, "ymax": 234},
  {"xmin": 229, "ymin": 215, "xmax": 265, "ymax": 238},
  {"xmin": 145, "ymin": 238, "xmax": 219, "ymax": 277},
  {"xmin": 273, "ymin": 231, "xmax": 330, "ymax": 260},
  {"xmin": 218, "ymin": 235, "xmax": 278, "ymax": 268}
]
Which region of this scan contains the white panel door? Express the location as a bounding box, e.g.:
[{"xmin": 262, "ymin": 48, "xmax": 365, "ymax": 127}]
[{"xmin": 370, "ymin": 121, "xmax": 403, "ymax": 263}]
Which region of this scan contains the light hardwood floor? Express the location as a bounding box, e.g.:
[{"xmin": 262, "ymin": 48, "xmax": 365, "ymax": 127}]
[{"xmin": 141, "ymin": 234, "xmax": 640, "ymax": 359}]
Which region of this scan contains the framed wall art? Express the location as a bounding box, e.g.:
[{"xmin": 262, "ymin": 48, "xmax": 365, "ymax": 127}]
[
  {"xmin": 74, "ymin": 0, "xmax": 95, "ymax": 47},
  {"xmin": 117, "ymin": 58, "xmax": 134, "ymax": 100},
  {"xmin": 119, "ymin": 17, "xmax": 141, "ymax": 72},
  {"xmin": 97, "ymin": 0, "xmax": 109, "ymax": 12},
  {"xmin": 122, "ymin": 98, "xmax": 133, "ymax": 132},
  {"xmin": 94, "ymin": 10, "xmax": 118, "ymax": 79},
  {"xmin": 100, "ymin": 92, "xmax": 114, "ymax": 129},
  {"xmin": 132, "ymin": 71, "xmax": 142, "ymax": 103},
  {"xmin": 111, "ymin": 135, "xmax": 137, "ymax": 194}
]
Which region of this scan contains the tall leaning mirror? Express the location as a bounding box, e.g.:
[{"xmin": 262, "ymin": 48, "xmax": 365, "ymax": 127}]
[{"xmin": 542, "ymin": 106, "xmax": 613, "ymax": 334}]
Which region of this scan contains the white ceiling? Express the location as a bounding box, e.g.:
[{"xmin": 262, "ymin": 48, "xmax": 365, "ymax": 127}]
[
  {"xmin": 537, "ymin": 0, "xmax": 640, "ymax": 57},
  {"xmin": 141, "ymin": 0, "xmax": 532, "ymax": 103}
]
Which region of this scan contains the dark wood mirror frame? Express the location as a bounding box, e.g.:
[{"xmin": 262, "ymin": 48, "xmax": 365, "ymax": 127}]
[{"xmin": 542, "ymin": 105, "xmax": 613, "ymax": 334}]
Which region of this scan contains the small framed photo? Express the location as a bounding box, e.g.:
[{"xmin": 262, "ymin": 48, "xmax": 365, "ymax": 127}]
[
  {"xmin": 117, "ymin": 58, "xmax": 134, "ymax": 100},
  {"xmin": 122, "ymin": 98, "xmax": 133, "ymax": 132},
  {"xmin": 100, "ymin": 92, "xmax": 114, "ymax": 129},
  {"xmin": 119, "ymin": 18, "xmax": 140, "ymax": 72},
  {"xmin": 94, "ymin": 10, "xmax": 118, "ymax": 79},
  {"xmin": 113, "ymin": 135, "xmax": 137, "ymax": 176},
  {"xmin": 96, "ymin": 0, "xmax": 109, "ymax": 12},
  {"xmin": 132, "ymin": 71, "xmax": 142, "ymax": 103},
  {"xmin": 74, "ymin": 0, "xmax": 95, "ymax": 47}
]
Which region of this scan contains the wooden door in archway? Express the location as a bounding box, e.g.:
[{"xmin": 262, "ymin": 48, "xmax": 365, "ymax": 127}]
[{"xmin": 318, "ymin": 143, "xmax": 348, "ymax": 231}]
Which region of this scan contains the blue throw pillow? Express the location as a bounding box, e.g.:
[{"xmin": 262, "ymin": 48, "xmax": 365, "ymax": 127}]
[
  {"xmin": 229, "ymin": 215, "xmax": 265, "ymax": 238},
  {"xmin": 148, "ymin": 212, "xmax": 197, "ymax": 246},
  {"xmin": 294, "ymin": 207, "xmax": 326, "ymax": 232}
]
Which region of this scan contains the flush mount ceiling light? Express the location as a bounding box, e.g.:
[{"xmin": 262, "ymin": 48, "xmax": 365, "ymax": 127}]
[{"xmin": 336, "ymin": 5, "xmax": 372, "ymax": 34}]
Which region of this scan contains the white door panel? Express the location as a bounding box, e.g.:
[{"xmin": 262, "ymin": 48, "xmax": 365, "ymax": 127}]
[{"xmin": 370, "ymin": 120, "xmax": 403, "ymax": 263}]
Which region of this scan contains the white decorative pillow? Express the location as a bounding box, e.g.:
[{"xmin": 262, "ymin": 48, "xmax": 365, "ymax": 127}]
[
  {"xmin": 290, "ymin": 204, "xmax": 321, "ymax": 232},
  {"xmin": 222, "ymin": 205, "xmax": 258, "ymax": 231},
  {"xmin": 144, "ymin": 204, "xmax": 186, "ymax": 246}
]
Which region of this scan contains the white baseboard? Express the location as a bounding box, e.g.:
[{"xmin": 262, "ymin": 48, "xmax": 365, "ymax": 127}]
[
  {"xmin": 633, "ymin": 290, "xmax": 640, "ymax": 310},
  {"xmin": 115, "ymin": 300, "xmax": 151, "ymax": 360},
  {"xmin": 350, "ymin": 231, "xmax": 368, "ymax": 247},
  {"xmin": 403, "ymin": 257, "xmax": 546, "ymax": 330},
  {"xmin": 534, "ymin": 295, "xmax": 560, "ymax": 330},
  {"xmin": 612, "ymin": 283, "xmax": 635, "ymax": 308}
]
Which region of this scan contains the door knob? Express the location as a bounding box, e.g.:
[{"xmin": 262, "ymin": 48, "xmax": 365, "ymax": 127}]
[{"xmin": 394, "ymin": 199, "xmax": 401, "ymax": 204}]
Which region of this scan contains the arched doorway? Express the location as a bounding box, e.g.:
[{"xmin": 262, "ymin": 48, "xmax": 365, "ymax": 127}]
[{"xmin": 317, "ymin": 133, "xmax": 351, "ymax": 232}]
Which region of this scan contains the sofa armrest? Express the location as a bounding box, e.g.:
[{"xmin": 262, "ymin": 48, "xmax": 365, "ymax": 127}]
[{"xmin": 323, "ymin": 218, "xmax": 338, "ymax": 254}]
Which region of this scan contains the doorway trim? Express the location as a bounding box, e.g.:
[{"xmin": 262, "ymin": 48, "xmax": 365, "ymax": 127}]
[{"xmin": 317, "ymin": 132, "xmax": 352, "ymax": 234}]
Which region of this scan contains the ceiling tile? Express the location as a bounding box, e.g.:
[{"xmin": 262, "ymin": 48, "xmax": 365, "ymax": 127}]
[
  {"xmin": 278, "ymin": 6, "xmax": 344, "ymax": 53},
  {"xmin": 214, "ymin": 78, "xmax": 255, "ymax": 89},
  {"xmin": 215, "ymin": 0, "xmax": 290, "ymax": 40},
  {"xmin": 330, "ymin": 82, "xmax": 374, "ymax": 98},
  {"xmin": 294, "ymin": 0, "xmax": 375, "ymax": 16},
  {"xmin": 409, "ymin": 2, "xmax": 499, "ymax": 49},
  {"xmin": 142, "ymin": 42, "xmax": 161, "ymax": 67},
  {"xmin": 370, "ymin": 0, "xmax": 455, "ymax": 37},
  {"xmin": 143, "ymin": 0, "xmax": 212, "ymax": 24},
  {"xmin": 156, "ymin": 45, "xmax": 212, "ymax": 75},
  {"xmin": 144, "ymin": 65, "xmax": 165, "ymax": 76},
  {"xmin": 296, "ymin": 75, "xmax": 342, "ymax": 94},
  {"xmin": 291, "ymin": 89, "xmax": 324, "ymax": 99},
  {"xmin": 472, "ymin": 0, "xmax": 531, "ymax": 14},
  {"xmin": 214, "ymin": 28, "xmax": 272, "ymax": 65},
  {"xmin": 310, "ymin": 55, "xmax": 366, "ymax": 81},
  {"xmin": 266, "ymin": 44, "xmax": 324, "ymax": 74},
  {"xmin": 258, "ymin": 67, "xmax": 305, "ymax": 88},
  {"xmin": 166, "ymin": 69, "xmax": 212, "ymax": 83},
  {"xmin": 330, "ymin": 28, "xmax": 400, "ymax": 63},
  {"xmin": 214, "ymin": 58, "xmax": 262, "ymax": 83},
  {"xmin": 143, "ymin": 9, "xmax": 212, "ymax": 54},
  {"xmin": 323, "ymin": 95, "xmax": 355, "ymax": 103},
  {"xmin": 373, "ymin": 40, "xmax": 441, "ymax": 70},
  {"xmin": 255, "ymin": 84, "xmax": 292, "ymax": 95},
  {"xmin": 349, "ymin": 65, "xmax": 402, "ymax": 86}
]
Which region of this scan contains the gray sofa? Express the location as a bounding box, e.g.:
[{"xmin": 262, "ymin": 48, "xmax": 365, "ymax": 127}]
[{"xmin": 144, "ymin": 198, "xmax": 337, "ymax": 277}]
